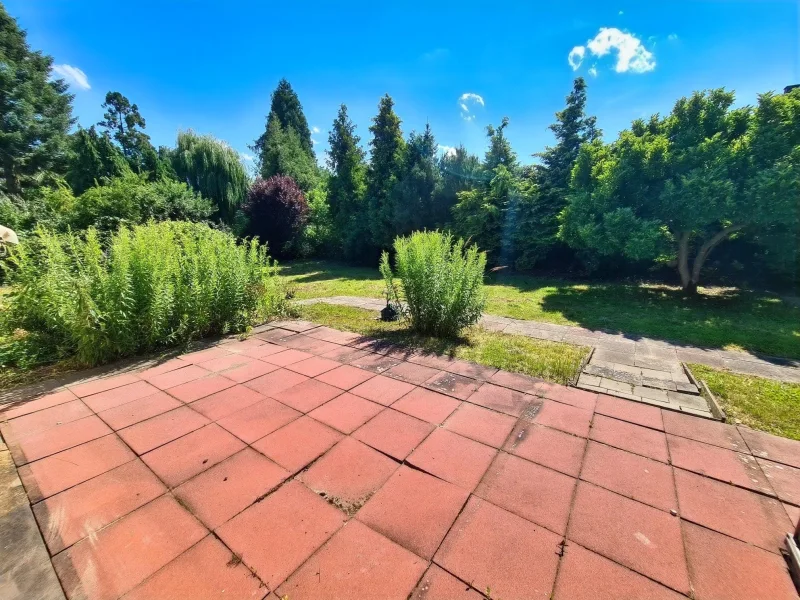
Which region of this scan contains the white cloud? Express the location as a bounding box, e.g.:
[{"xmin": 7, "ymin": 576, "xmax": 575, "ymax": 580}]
[
  {"xmin": 568, "ymin": 46, "xmax": 586, "ymax": 70},
  {"xmin": 438, "ymin": 144, "xmax": 457, "ymax": 158},
  {"xmin": 588, "ymin": 66, "xmax": 598, "ymax": 77},
  {"xmin": 619, "ymin": 10, "xmax": 624, "ymax": 15},
  {"xmin": 311, "ymin": 126, "xmax": 321, "ymax": 134},
  {"xmin": 458, "ymin": 92, "xmax": 484, "ymax": 121},
  {"xmin": 586, "ymin": 27, "xmax": 655, "ymax": 73},
  {"xmin": 52, "ymin": 64, "xmax": 90, "ymax": 90},
  {"xmin": 311, "ymin": 138, "xmax": 319, "ymax": 145},
  {"xmin": 667, "ymin": 33, "xmax": 679, "ymax": 41},
  {"xmin": 240, "ymin": 152, "xmax": 254, "ymax": 162}
]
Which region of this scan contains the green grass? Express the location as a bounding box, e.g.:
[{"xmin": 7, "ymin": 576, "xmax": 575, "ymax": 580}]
[
  {"xmin": 282, "ymin": 259, "xmax": 800, "ymax": 359},
  {"xmin": 297, "ymin": 303, "xmax": 589, "ymax": 385},
  {"xmin": 690, "ymin": 364, "xmax": 800, "ymax": 441}
]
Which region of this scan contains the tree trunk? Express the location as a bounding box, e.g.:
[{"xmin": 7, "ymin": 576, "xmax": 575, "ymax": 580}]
[
  {"xmin": 684, "ymin": 225, "xmax": 745, "ymax": 294},
  {"xmin": 2, "ymin": 155, "xmax": 19, "ymax": 196},
  {"xmin": 677, "ymin": 232, "xmax": 692, "ymax": 291}
]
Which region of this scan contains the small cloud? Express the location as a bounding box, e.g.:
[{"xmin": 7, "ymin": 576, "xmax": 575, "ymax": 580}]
[
  {"xmin": 422, "ymin": 48, "xmax": 449, "ymax": 61},
  {"xmin": 311, "ymin": 126, "xmax": 321, "ymax": 134},
  {"xmin": 569, "ymin": 27, "xmax": 655, "ymax": 74},
  {"xmin": 311, "ymin": 138, "xmax": 319, "ymax": 145},
  {"xmin": 240, "ymin": 152, "xmax": 254, "ymax": 162},
  {"xmin": 458, "ymin": 93, "xmax": 484, "ymax": 121},
  {"xmin": 52, "ymin": 64, "xmax": 90, "ymax": 90},
  {"xmin": 438, "ymin": 144, "xmax": 457, "ymax": 158},
  {"xmin": 667, "ymin": 33, "xmax": 678, "ymax": 41},
  {"xmin": 619, "ymin": 10, "xmax": 624, "ymax": 15},
  {"xmin": 568, "ymin": 46, "xmax": 586, "ymax": 70},
  {"xmin": 588, "ymin": 66, "xmax": 598, "ymax": 77}
]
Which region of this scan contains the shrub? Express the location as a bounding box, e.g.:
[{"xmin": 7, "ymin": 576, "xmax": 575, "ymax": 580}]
[
  {"xmin": 243, "ymin": 175, "xmax": 308, "ymax": 257},
  {"xmin": 380, "ymin": 230, "xmax": 487, "ymax": 337},
  {"xmin": 1, "ymin": 221, "xmax": 287, "ymax": 367}
]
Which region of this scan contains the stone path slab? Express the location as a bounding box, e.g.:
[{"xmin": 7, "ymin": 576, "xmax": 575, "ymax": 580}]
[
  {"xmin": 1, "ymin": 320, "xmax": 799, "ymax": 600},
  {"xmin": 300, "ymin": 296, "xmax": 800, "ymax": 383}
]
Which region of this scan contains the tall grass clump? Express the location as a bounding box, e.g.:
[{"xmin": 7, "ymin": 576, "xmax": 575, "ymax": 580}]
[
  {"xmin": 380, "ymin": 231, "xmax": 487, "ymax": 337},
  {"xmin": 1, "ymin": 221, "xmax": 287, "ymax": 367}
]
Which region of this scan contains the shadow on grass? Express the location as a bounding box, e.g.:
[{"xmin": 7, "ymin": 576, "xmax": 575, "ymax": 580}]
[{"xmin": 280, "ymin": 260, "xmax": 381, "ymax": 286}]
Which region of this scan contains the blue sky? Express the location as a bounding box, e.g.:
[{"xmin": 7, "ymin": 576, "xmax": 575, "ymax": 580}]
[{"xmin": 8, "ymin": 1, "xmax": 799, "ymax": 167}]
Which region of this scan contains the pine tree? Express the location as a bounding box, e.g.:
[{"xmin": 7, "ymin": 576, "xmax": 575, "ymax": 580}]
[
  {"xmin": 253, "ymin": 79, "xmax": 314, "ymax": 162},
  {"xmin": 515, "ymin": 77, "xmax": 600, "ymax": 269},
  {"xmin": 434, "ymin": 146, "xmax": 483, "ymax": 227},
  {"xmin": 66, "ymin": 126, "xmax": 130, "ymax": 194},
  {"xmin": 392, "ymin": 123, "xmax": 440, "ymax": 235},
  {"xmin": 484, "ymin": 118, "xmax": 517, "ymax": 172},
  {"xmin": 98, "ymin": 91, "xmax": 163, "ymax": 177},
  {"xmin": 0, "ymin": 5, "xmax": 74, "ymax": 195},
  {"xmin": 326, "ymin": 104, "xmax": 368, "ymax": 257},
  {"xmin": 258, "ymin": 114, "xmax": 318, "ymax": 191},
  {"xmin": 366, "ymin": 94, "xmax": 405, "ymax": 249}
]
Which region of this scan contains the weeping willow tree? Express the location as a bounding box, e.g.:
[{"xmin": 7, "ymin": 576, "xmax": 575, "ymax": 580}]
[{"xmin": 171, "ymin": 131, "xmax": 250, "ymax": 223}]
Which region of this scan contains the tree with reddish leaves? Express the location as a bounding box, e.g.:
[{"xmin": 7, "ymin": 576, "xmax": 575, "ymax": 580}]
[{"xmin": 243, "ymin": 175, "xmax": 308, "ymax": 257}]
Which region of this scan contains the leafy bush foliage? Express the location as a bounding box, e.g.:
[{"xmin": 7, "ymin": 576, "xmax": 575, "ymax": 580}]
[
  {"xmin": 380, "ymin": 231, "xmax": 487, "ymax": 337},
  {"xmin": 1, "ymin": 221, "xmax": 287, "ymax": 367},
  {"xmin": 69, "ymin": 174, "xmax": 213, "ymax": 233},
  {"xmin": 243, "ymin": 175, "xmax": 308, "ymax": 257}
]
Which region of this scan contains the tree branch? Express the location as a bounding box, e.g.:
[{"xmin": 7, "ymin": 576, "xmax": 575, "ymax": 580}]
[{"xmin": 690, "ymin": 224, "xmax": 745, "ymax": 284}]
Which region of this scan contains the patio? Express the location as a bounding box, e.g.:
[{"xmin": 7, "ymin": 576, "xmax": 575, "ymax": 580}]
[{"xmin": 1, "ymin": 320, "xmax": 798, "ymax": 600}]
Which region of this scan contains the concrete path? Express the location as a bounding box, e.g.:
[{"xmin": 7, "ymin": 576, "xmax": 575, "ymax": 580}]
[
  {"xmin": 299, "ymin": 296, "xmax": 800, "ymax": 384},
  {"xmin": 1, "ymin": 321, "xmax": 799, "ymax": 599}
]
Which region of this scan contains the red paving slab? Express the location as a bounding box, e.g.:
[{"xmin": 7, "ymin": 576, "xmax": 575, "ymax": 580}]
[
  {"xmin": 589, "ymin": 413, "xmax": 670, "ymax": 463},
  {"xmin": 277, "ymin": 520, "xmax": 427, "ymax": 600},
  {"xmin": 674, "ymin": 468, "xmax": 792, "ymax": 553},
  {"xmin": 568, "ymin": 482, "xmax": 691, "ymax": 594},
  {"xmin": 165, "ymin": 373, "xmax": 237, "ymax": 402},
  {"xmin": 96, "ymin": 391, "xmax": 182, "ymax": 430},
  {"xmin": 411, "ymin": 564, "xmax": 483, "ymax": 600},
  {"xmin": 141, "ymin": 423, "xmax": 245, "ymax": 487},
  {"xmin": 253, "ymin": 415, "xmax": 344, "ymax": 472},
  {"xmin": 475, "ymin": 451, "xmax": 575, "ymax": 534},
  {"xmin": 349, "ymin": 374, "xmax": 416, "ymax": 406},
  {"xmin": 80, "ymin": 380, "xmax": 162, "ymax": 413},
  {"xmin": 216, "ymin": 480, "xmax": 345, "ymax": 591},
  {"xmin": 553, "ymin": 543, "xmax": 686, "ymax": 600},
  {"xmin": 740, "ymin": 426, "xmax": 800, "ymax": 469},
  {"xmin": 595, "ymin": 393, "xmax": 664, "ymax": 430},
  {"xmin": 18, "ymin": 434, "xmax": 135, "ymax": 502},
  {"xmin": 299, "ymin": 437, "xmax": 398, "ymax": 513},
  {"xmin": 504, "ymin": 421, "xmax": 587, "ymax": 477},
  {"xmin": 315, "ymin": 363, "xmax": 376, "ymax": 389},
  {"xmin": 667, "ymin": 434, "xmax": 774, "ymax": 495},
  {"xmin": 662, "ymin": 409, "xmax": 748, "ymax": 452},
  {"xmin": 52, "ymin": 495, "xmax": 207, "ymax": 600},
  {"xmin": 580, "ymin": 441, "xmax": 677, "ymax": 512},
  {"xmin": 174, "ymin": 448, "xmax": 289, "ymax": 530},
  {"xmin": 758, "ymin": 457, "xmax": 800, "ymax": 505},
  {"xmin": 307, "ymin": 392, "xmax": 384, "ymax": 434},
  {"xmin": 443, "ymin": 402, "xmax": 517, "ymax": 448},
  {"xmin": 8, "ymin": 323, "xmax": 800, "ymax": 600},
  {"xmin": 271, "ymin": 377, "xmax": 343, "ymax": 412},
  {"xmin": 538, "ymin": 382, "xmax": 598, "ymax": 411},
  {"xmin": 7, "ymin": 414, "xmax": 112, "ymax": 464},
  {"xmin": 33, "ymin": 460, "xmax": 165, "ymax": 554},
  {"xmin": 352, "ymin": 408, "xmax": 434, "ymax": 460},
  {"xmin": 683, "ymin": 521, "xmax": 798, "ymax": 600},
  {"xmin": 434, "ymin": 497, "xmax": 562, "ymax": 600},
  {"xmin": 121, "ymin": 535, "xmax": 265, "ymax": 600},
  {"xmin": 118, "ymin": 406, "xmax": 210, "ymax": 455},
  {"xmin": 68, "ymin": 372, "xmax": 140, "ymax": 398},
  {"xmin": 356, "ymin": 465, "xmax": 469, "ymax": 559},
  {"xmin": 189, "ymin": 384, "xmax": 265, "ymax": 421},
  {"xmin": 391, "ymin": 386, "xmax": 461, "ymax": 424},
  {"xmin": 0, "ymin": 388, "xmax": 78, "ymax": 420},
  {"xmin": 216, "ymin": 397, "xmax": 300, "ymax": 443},
  {"xmin": 407, "ymin": 428, "xmax": 496, "ymax": 491}
]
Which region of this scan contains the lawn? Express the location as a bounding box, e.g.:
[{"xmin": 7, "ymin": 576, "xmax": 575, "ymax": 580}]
[
  {"xmin": 281, "ymin": 259, "xmax": 800, "ymax": 359},
  {"xmin": 690, "ymin": 364, "xmax": 800, "ymax": 441},
  {"xmin": 297, "ymin": 303, "xmax": 589, "ymax": 385}
]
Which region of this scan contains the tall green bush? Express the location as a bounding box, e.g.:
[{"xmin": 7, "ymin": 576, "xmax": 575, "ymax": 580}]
[
  {"xmin": 380, "ymin": 231, "xmax": 486, "ymax": 337},
  {"xmin": 1, "ymin": 221, "xmax": 286, "ymax": 366}
]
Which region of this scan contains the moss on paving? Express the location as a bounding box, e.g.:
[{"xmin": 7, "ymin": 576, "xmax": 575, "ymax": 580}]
[
  {"xmin": 297, "ymin": 303, "xmax": 588, "ymax": 386},
  {"xmin": 690, "ymin": 364, "xmax": 800, "ymax": 441},
  {"xmin": 281, "ymin": 259, "xmax": 800, "ymax": 359}
]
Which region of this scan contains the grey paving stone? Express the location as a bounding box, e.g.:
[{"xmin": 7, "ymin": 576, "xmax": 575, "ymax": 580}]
[
  {"xmin": 642, "ymin": 377, "xmax": 677, "ymax": 391},
  {"xmin": 578, "ymin": 373, "xmax": 602, "ymax": 387},
  {"xmin": 633, "ymin": 386, "xmax": 670, "ymax": 402},
  {"xmin": 675, "ymin": 381, "xmax": 700, "ymax": 394},
  {"xmin": 599, "ymin": 378, "xmax": 634, "ymax": 393},
  {"xmin": 593, "ymin": 349, "xmax": 637, "ymax": 366}
]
